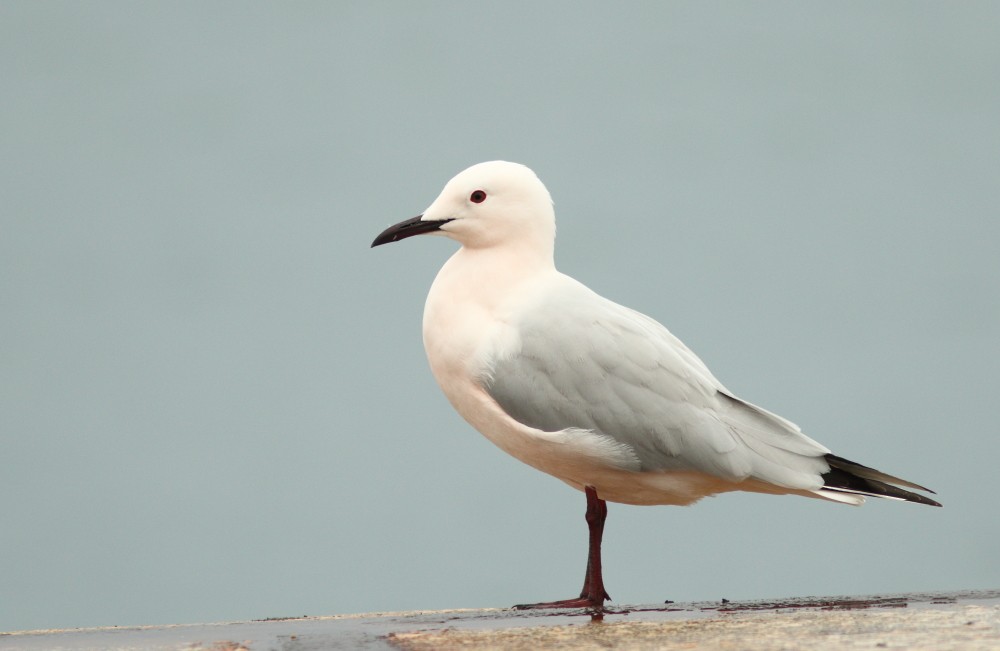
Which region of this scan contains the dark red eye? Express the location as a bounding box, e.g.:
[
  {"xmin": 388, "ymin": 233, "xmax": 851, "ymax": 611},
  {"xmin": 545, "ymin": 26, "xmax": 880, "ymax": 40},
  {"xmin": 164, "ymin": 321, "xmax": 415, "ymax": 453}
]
[{"xmin": 470, "ymin": 190, "xmax": 487, "ymax": 203}]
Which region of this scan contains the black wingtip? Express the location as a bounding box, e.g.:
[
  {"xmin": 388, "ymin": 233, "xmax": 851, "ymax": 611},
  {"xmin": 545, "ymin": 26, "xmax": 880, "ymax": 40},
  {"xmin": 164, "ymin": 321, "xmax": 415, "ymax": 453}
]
[{"xmin": 822, "ymin": 454, "xmax": 942, "ymax": 507}]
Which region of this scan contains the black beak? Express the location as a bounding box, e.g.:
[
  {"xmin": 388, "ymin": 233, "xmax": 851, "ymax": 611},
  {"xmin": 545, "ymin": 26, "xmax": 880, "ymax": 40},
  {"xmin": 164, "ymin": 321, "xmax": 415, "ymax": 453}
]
[{"xmin": 371, "ymin": 215, "xmax": 454, "ymax": 248}]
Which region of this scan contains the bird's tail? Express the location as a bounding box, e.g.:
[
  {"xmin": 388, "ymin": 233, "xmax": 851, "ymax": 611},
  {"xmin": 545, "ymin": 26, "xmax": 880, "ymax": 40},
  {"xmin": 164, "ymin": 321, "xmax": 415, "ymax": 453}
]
[{"xmin": 817, "ymin": 454, "xmax": 942, "ymax": 507}]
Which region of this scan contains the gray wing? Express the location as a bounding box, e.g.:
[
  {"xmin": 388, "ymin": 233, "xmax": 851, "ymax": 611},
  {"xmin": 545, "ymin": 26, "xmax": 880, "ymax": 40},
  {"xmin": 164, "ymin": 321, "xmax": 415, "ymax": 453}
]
[{"xmin": 483, "ymin": 276, "xmax": 830, "ymax": 490}]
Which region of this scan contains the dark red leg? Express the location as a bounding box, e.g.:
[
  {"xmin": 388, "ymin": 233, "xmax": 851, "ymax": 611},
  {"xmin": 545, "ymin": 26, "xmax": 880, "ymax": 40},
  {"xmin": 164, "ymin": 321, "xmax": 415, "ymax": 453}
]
[{"xmin": 514, "ymin": 486, "xmax": 611, "ymax": 609}]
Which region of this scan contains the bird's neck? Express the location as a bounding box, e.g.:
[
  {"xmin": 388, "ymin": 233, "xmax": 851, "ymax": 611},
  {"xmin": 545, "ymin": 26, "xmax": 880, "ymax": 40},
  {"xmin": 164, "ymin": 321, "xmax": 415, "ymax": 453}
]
[{"xmin": 433, "ymin": 242, "xmax": 555, "ymax": 308}]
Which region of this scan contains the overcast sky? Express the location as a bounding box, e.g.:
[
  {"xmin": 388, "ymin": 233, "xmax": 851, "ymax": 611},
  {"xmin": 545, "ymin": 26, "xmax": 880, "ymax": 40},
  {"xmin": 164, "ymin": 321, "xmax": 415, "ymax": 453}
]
[{"xmin": 2, "ymin": 1, "xmax": 998, "ymax": 633}]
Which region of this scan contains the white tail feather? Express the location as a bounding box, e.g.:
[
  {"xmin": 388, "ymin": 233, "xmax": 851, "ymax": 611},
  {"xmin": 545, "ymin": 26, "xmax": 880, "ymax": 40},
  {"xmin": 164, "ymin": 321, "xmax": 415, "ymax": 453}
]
[{"xmin": 812, "ymin": 488, "xmax": 866, "ymax": 506}]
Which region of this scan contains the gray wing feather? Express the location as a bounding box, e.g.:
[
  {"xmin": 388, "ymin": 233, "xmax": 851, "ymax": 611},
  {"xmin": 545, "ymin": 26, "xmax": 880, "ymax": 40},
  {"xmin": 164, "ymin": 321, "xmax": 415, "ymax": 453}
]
[{"xmin": 484, "ymin": 277, "xmax": 828, "ymax": 490}]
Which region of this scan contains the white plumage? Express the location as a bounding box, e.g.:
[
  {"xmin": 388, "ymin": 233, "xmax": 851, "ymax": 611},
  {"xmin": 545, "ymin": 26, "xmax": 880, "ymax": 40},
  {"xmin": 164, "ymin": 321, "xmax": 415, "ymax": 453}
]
[{"xmin": 372, "ymin": 160, "xmax": 938, "ymax": 608}]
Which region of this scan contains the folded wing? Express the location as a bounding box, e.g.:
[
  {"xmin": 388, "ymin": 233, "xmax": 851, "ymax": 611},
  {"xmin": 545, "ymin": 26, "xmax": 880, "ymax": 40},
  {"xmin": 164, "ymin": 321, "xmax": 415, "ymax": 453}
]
[{"xmin": 484, "ymin": 277, "xmax": 827, "ymax": 491}]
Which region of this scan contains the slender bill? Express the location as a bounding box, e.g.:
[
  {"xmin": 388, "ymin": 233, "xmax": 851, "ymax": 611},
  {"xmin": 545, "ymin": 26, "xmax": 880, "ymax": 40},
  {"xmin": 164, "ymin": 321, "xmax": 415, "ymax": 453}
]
[{"xmin": 371, "ymin": 215, "xmax": 454, "ymax": 247}]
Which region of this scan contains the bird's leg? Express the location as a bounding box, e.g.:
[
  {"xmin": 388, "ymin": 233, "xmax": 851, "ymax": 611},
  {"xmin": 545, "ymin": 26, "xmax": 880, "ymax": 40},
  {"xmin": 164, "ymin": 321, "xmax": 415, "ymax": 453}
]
[
  {"xmin": 514, "ymin": 486, "xmax": 611, "ymax": 609},
  {"xmin": 580, "ymin": 486, "xmax": 611, "ymax": 601}
]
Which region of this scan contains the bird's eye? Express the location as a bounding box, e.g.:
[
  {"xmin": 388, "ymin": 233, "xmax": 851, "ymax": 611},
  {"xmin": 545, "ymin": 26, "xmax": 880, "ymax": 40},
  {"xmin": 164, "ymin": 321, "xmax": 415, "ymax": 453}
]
[{"xmin": 470, "ymin": 190, "xmax": 487, "ymax": 204}]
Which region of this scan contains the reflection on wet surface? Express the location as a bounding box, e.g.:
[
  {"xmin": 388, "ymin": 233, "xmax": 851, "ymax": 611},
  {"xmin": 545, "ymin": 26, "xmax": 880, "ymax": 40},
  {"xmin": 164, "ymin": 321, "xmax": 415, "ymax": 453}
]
[{"xmin": 2, "ymin": 590, "xmax": 998, "ymax": 650}]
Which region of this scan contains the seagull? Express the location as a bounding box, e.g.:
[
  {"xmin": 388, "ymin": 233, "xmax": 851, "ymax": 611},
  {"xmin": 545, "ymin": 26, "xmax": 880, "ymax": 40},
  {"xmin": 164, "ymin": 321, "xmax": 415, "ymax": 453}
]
[{"xmin": 371, "ymin": 161, "xmax": 941, "ymax": 609}]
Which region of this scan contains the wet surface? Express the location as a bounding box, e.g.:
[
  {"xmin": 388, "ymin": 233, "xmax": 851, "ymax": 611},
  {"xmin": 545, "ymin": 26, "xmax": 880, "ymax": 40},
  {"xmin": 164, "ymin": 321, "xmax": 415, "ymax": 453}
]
[{"xmin": 2, "ymin": 590, "xmax": 997, "ymax": 650}]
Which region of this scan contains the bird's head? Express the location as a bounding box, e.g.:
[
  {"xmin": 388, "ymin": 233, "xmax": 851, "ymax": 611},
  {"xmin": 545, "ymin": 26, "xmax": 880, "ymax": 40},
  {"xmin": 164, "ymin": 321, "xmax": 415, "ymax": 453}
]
[{"xmin": 371, "ymin": 161, "xmax": 555, "ymax": 252}]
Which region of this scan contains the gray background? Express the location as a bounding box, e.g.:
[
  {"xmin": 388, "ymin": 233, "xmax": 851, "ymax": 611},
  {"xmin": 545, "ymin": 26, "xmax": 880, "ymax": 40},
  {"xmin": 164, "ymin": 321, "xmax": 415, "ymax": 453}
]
[{"xmin": 2, "ymin": 1, "xmax": 997, "ymax": 633}]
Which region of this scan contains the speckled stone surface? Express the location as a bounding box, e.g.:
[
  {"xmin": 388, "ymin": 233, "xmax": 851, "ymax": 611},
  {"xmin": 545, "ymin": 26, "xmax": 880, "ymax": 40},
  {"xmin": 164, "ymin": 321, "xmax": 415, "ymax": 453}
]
[{"xmin": 390, "ymin": 598, "xmax": 1000, "ymax": 651}]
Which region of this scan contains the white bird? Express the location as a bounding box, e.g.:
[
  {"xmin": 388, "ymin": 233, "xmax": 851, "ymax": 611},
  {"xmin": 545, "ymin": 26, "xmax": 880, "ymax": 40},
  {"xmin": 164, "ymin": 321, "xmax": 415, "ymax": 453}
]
[{"xmin": 371, "ymin": 161, "xmax": 940, "ymax": 609}]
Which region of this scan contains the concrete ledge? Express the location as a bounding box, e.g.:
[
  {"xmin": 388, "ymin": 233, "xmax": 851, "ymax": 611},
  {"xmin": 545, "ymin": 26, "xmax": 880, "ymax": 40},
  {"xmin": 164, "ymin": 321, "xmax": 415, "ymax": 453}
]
[{"xmin": 2, "ymin": 591, "xmax": 997, "ymax": 650}]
